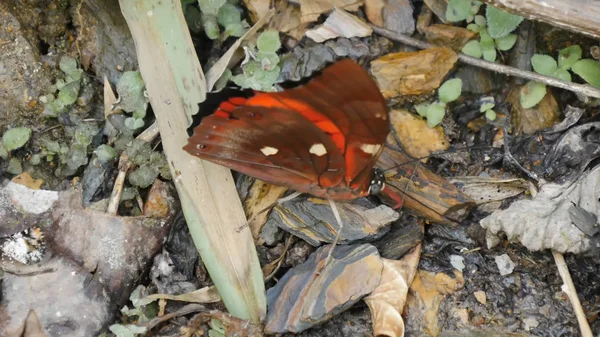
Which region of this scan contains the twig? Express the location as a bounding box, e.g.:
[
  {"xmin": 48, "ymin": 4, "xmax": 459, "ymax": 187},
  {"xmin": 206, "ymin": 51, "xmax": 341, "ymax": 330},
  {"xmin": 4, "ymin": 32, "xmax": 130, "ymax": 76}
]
[
  {"xmin": 106, "ymin": 121, "xmax": 160, "ymax": 215},
  {"xmin": 370, "ymin": 25, "xmax": 600, "ymax": 99},
  {"xmin": 552, "ymin": 251, "xmax": 593, "ymax": 337}
]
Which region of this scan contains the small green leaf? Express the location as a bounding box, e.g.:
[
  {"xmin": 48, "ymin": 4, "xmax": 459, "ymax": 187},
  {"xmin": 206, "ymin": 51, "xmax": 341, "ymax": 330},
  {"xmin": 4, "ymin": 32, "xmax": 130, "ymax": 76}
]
[
  {"xmin": 438, "ymin": 79, "xmax": 463, "ymax": 103},
  {"xmin": 109, "ymin": 324, "xmax": 147, "ymax": 337},
  {"xmin": 198, "ymin": 0, "xmax": 226, "ymax": 15},
  {"xmin": 415, "ymin": 103, "xmax": 430, "ymax": 117},
  {"xmin": 0, "ymin": 143, "xmax": 7, "ymax": 159},
  {"xmin": 520, "ymin": 81, "xmax": 547, "ymax": 108},
  {"xmin": 480, "ymin": 102, "xmax": 495, "ymax": 112},
  {"xmin": 203, "ymin": 15, "xmax": 220, "ymax": 40},
  {"xmin": 474, "ymin": 15, "xmax": 486, "ymax": 27},
  {"xmin": 214, "ymin": 69, "xmax": 232, "ymax": 91},
  {"xmin": 426, "ymin": 102, "xmax": 446, "ymax": 127},
  {"xmin": 571, "ymin": 59, "xmax": 600, "ymax": 88},
  {"xmin": 129, "ymin": 165, "xmax": 159, "ymax": 188},
  {"xmin": 495, "ymin": 34, "xmax": 517, "ymax": 51},
  {"xmin": 59, "ymin": 56, "xmax": 78, "ymax": 73},
  {"xmin": 57, "ymin": 81, "xmax": 81, "ymax": 106},
  {"xmin": 125, "ymin": 117, "xmax": 145, "ymax": 130},
  {"xmin": 462, "ymin": 40, "xmax": 482, "ymax": 58},
  {"xmin": 466, "ymin": 23, "xmax": 481, "ymax": 32},
  {"xmin": 482, "ymin": 47, "xmax": 497, "ymax": 62},
  {"xmin": 257, "ymin": 30, "xmax": 281, "ymax": 53},
  {"xmin": 552, "ymin": 68, "xmax": 572, "ymax": 82},
  {"xmin": 479, "ymin": 30, "xmax": 494, "ymax": 49},
  {"xmin": 94, "ymin": 145, "xmax": 118, "ymax": 162},
  {"xmin": 470, "ymin": 4, "xmax": 481, "ymax": 15},
  {"xmin": 558, "ymin": 45, "xmax": 582, "ymax": 70},
  {"xmin": 7, "ymin": 157, "xmax": 22, "ymax": 175},
  {"xmin": 3, "ymin": 127, "xmax": 32, "ymax": 151},
  {"xmin": 485, "ymin": 109, "xmax": 497, "ymax": 120},
  {"xmin": 486, "ymin": 5, "xmax": 523, "ymax": 38},
  {"xmin": 217, "ymin": 3, "xmax": 241, "ymax": 26},
  {"xmin": 531, "ymin": 54, "xmax": 558, "ymax": 76},
  {"xmin": 446, "ymin": 0, "xmax": 471, "ymax": 22}
]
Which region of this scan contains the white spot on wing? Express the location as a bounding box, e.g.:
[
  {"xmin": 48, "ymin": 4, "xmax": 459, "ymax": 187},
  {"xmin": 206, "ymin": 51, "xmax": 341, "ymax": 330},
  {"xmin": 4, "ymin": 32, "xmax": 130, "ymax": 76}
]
[
  {"xmin": 261, "ymin": 146, "xmax": 279, "ymax": 156},
  {"xmin": 361, "ymin": 144, "xmax": 381, "ymax": 155},
  {"xmin": 309, "ymin": 143, "xmax": 327, "ymax": 156}
]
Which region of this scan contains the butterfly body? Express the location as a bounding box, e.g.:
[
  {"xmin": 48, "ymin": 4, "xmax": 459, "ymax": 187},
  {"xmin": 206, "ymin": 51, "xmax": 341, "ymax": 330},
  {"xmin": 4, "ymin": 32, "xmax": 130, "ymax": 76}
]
[{"xmin": 184, "ymin": 59, "xmax": 391, "ymax": 201}]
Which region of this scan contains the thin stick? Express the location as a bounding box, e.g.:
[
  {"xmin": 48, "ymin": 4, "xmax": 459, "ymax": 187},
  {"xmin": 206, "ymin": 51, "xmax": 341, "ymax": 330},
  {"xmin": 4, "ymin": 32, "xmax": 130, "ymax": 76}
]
[
  {"xmin": 552, "ymin": 251, "xmax": 593, "ymax": 337},
  {"xmin": 370, "ymin": 25, "xmax": 600, "ymax": 99},
  {"xmin": 106, "ymin": 121, "xmax": 160, "ymax": 215}
]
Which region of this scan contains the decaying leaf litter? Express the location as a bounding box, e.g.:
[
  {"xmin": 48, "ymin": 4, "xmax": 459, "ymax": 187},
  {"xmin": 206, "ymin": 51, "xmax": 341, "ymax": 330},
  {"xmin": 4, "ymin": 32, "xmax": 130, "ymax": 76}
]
[{"xmin": 0, "ymin": 0, "xmax": 600, "ymax": 336}]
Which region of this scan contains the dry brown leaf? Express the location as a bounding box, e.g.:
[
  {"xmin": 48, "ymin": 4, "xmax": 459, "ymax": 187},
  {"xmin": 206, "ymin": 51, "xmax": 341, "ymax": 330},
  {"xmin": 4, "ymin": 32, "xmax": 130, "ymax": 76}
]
[
  {"xmin": 389, "ymin": 109, "xmax": 449, "ymax": 160},
  {"xmin": 364, "ymin": 243, "xmax": 422, "ymax": 337},
  {"xmin": 406, "ymin": 269, "xmax": 465, "ymax": 336},
  {"xmin": 11, "ymin": 172, "xmax": 43, "ymax": 190},
  {"xmin": 269, "ymin": 1, "xmax": 308, "ymax": 40},
  {"xmin": 243, "ymin": 179, "xmax": 287, "ymax": 239},
  {"xmin": 299, "ymin": 0, "xmax": 363, "ymax": 23},
  {"xmin": 371, "ymin": 47, "xmax": 458, "ymax": 98},
  {"xmin": 144, "ymin": 286, "xmax": 221, "ymax": 304},
  {"xmin": 103, "ymin": 75, "xmax": 119, "ymax": 118},
  {"xmin": 244, "ymin": 0, "xmax": 272, "ymax": 23},
  {"xmin": 305, "ymin": 8, "xmax": 372, "ymax": 42}
]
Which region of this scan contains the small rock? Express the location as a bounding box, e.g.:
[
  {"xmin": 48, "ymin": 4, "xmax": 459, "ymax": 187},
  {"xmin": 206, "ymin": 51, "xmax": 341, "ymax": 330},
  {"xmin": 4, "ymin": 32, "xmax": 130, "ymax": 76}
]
[
  {"xmin": 450, "ymin": 254, "xmax": 465, "ymax": 272},
  {"xmin": 495, "ymin": 254, "xmax": 516, "ymax": 276},
  {"xmin": 473, "ymin": 290, "xmax": 487, "ymax": 305}
]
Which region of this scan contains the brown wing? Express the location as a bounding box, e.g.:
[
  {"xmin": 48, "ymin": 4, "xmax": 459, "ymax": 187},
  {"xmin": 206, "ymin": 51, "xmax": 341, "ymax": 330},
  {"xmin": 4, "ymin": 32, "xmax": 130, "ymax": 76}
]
[{"xmin": 184, "ymin": 59, "xmax": 389, "ymax": 199}]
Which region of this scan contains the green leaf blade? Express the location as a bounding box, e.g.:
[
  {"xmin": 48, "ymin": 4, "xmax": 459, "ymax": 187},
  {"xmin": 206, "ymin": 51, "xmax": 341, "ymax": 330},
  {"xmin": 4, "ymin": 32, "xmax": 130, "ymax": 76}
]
[
  {"xmin": 531, "ymin": 54, "xmax": 558, "ymax": 76},
  {"xmin": 2, "ymin": 127, "xmax": 32, "ymax": 151},
  {"xmin": 572, "ymin": 59, "xmax": 600, "ymax": 87},
  {"xmin": 520, "ymin": 81, "xmax": 547, "ymax": 108},
  {"xmin": 486, "ymin": 5, "xmax": 523, "ymax": 38},
  {"xmin": 438, "ymin": 79, "xmax": 463, "ymax": 103},
  {"xmin": 446, "ymin": 0, "xmax": 471, "ymax": 22},
  {"xmin": 558, "ymin": 45, "xmax": 582, "ymax": 70}
]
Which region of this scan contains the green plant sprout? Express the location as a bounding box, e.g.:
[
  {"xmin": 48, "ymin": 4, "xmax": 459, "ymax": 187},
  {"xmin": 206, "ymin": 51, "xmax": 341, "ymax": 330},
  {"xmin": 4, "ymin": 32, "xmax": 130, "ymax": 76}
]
[
  {"xmin": 415, "ymin": 78, "xmax": 463, "ymax": 127},
  {"xmin": 446, "ymin": 0, "xmax": 482, "ymax": 23},
  {"xmin": 231, "ymin": 30, "xmax": 282, "ymax": 91},
  {"xmin": 42, "ymin": 56, "xmax": 87, "ymax": 117},
  {"xmin": 114, "ymin": 71, "xmax": 149, "ymax": 131},
  {"xmin": 196, "ymin": 0, "xmax": 248, "ymax": 40},
  {"xmin": 520, "ymin": 45, "xmax": 600, "ymax": 108},
  {"xmin": 0, "ymin": 127, "xmax": 32, "ymax": 159},
  {"xmin": 480, "ymin": 97, "xmax": 497, "ymax": 120},
  {"xmin": 461, "ymin": 6, "xmax": 523, "ymax": 62}
]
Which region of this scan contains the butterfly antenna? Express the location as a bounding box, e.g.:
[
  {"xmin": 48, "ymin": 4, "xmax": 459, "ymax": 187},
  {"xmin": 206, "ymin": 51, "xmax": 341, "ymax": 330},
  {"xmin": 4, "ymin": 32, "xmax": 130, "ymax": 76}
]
[
  {"xmin": 380, "ymin": 144, "xmax": 494, "ymax": 173},
  {"xmin": 322, "ymin": 199, "xmax": 344, "ymax": 269}
]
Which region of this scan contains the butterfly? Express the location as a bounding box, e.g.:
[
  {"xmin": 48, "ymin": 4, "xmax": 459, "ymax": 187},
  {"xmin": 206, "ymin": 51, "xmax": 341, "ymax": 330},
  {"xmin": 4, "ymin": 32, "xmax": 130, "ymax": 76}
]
[{"xmin": 184, "ymin": 59, "xmax": 402, "ymax": 208}]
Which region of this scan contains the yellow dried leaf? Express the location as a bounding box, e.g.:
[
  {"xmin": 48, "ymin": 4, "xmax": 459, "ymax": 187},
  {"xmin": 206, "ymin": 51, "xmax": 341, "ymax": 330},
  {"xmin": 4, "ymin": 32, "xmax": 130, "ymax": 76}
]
[{"xmin": 11, "ymin": 172, "xmax": 43, "ymax": 190}]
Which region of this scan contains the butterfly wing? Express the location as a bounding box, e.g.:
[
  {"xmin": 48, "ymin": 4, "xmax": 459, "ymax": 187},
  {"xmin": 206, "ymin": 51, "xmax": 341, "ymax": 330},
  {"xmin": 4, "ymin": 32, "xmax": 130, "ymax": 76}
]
[
  {"xmin": 184, "ymin": 104, "xmax": 346, "ymax": 197},
  {"xmin": 185, "ymin": 59, "xmax": 389, "ymax": 199}
]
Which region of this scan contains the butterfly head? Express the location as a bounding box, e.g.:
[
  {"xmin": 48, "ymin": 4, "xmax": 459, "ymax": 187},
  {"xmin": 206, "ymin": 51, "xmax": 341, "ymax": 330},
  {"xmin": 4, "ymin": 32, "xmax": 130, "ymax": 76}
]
[{"xmin": 368, "ymin": 168, "xmax": 386, "ymax": 195}]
